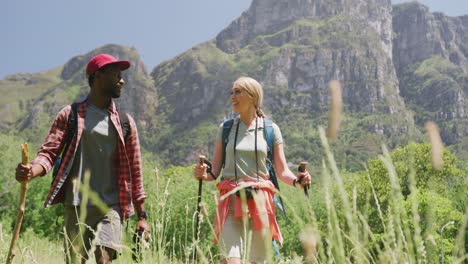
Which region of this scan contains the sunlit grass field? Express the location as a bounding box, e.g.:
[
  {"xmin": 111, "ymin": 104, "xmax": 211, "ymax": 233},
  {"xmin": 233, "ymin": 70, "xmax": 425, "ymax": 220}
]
[{"xmin": 1, "ymin": 126, "xmax": 466, "ymax": 263}]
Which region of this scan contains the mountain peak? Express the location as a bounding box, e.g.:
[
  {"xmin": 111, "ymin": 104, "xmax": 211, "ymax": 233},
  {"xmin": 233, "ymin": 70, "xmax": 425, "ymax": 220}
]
[
  {"xmin": 216, "ymin": 0, "xmax": 392, "ymax": 53},
  {"xmin": 61, "ymin": 44, "xmax": 143, "ymax": 81}
]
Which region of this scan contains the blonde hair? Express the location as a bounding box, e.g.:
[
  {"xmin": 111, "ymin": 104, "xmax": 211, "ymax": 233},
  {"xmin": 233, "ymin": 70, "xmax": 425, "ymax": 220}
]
[{"xmin": 233, "ymin": 77, "xmax": 265, "ymax": 117}]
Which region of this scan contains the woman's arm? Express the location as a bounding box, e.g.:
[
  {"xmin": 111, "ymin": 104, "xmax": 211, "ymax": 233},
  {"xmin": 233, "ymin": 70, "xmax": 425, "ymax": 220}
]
[
  {"xmin": 273, "ymin": 143, "xmax": 311, "ymax": 187},
  {"xmin": 194, "ymin": 138, "xmax": 223, "ymax": 181},
  {"xmin": 208, "ymin": 138, "xmax": 223, "ymax": 180}
]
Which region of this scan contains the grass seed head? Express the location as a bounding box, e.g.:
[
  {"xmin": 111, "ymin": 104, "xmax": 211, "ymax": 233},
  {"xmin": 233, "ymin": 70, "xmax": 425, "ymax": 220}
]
[
  {"xmin": 299, "ymin": 226, "xmax": 320, "ymax": 263},
  {"xmin": 327, "ymin": 80, "xmax": 343, "ymax": 141},
  {"xmin": 425, "ymin": 121, "xmax": 444, "ymax": 170}
]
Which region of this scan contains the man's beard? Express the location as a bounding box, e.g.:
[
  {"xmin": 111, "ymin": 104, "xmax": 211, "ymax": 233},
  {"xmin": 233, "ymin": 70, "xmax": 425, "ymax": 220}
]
[
  {"xmin": 107, "ymin": 85, "xmax": 121, "ymax": 98},
  {"xmin": 111, "ymin": 91, "xmax": 121, "ymax": 98}
]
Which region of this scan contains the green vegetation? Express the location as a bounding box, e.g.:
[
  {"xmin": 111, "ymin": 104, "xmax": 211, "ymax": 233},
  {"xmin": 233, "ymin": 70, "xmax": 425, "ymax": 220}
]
[
  {"xmin": 1, "ymin": 128, "xmax": 466, "ymax": 262},
  {"xmin": 399, "ymin": 55, "xmax": 468, "ymax": 161},
  {"xmin": 0, "ymin": 12, "xmax": 466, "ymax": 263},
  {"xmin": 0, "ymin": 67, "xmax": 63, "ymax": 126},
  {"xmin": 400, "ymin": 56, "xmax": 465, "ymax": 111}
]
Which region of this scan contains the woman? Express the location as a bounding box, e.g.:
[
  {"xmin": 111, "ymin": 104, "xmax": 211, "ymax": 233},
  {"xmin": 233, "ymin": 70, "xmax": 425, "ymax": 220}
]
[{"xmin": 193, "ymin": 77, "xmax": 311, "ymax": 263}]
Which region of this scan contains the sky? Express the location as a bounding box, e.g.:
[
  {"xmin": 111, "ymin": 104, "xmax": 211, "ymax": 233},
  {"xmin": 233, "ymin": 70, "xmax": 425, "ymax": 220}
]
[{"xmin": 2, "ymin": 0, "xmax": 468, "ymax": 79}]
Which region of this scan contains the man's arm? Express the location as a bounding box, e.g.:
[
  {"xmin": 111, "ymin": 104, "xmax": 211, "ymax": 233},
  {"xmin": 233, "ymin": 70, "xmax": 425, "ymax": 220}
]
[
  {"xmin": 125, "ymin": 114, "xmax": 150, "ymax": 236},
  {"xmin": 125, "ymin": 114, "xmax": 147, "ymax": 207},
  {"xmin": 134, "ymin": 201, "xmax": 146, "ymax": 218},
  {"xmin": 15, "ymin": 106, "xmax": 71, "ymax": 182}
]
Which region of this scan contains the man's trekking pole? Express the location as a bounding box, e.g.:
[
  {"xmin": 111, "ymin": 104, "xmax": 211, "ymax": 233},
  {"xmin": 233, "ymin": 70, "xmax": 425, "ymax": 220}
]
[
  {"xmin": 7, "ymin": 143, "xmax": 30, "ymax": 264},
  {"xmin": 298, "ymin": 161, "xmax": 309, "ymax": 198},
  {"xmin": 194, "ymin": 155, "xmax": 205, "ymax": 260}
]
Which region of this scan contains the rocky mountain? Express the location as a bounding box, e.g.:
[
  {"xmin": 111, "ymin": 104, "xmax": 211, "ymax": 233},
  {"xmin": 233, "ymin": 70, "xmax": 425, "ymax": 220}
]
[
  {"xmin": 151, "ymin": 0, "xmax": 418, "ymax": 167},
  {"xmin": 393, "ymin": 2, "xmax": 468, "ymax": 157},
  {"xmin": 1, "ymin": 0, "xmax": 466, "ymax": 169}
]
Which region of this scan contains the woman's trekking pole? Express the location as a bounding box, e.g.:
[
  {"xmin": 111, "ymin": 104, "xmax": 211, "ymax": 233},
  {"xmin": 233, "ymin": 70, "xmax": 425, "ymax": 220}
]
[
  {"xmin": 298, "ymin": 161, "xmax": 309, "ymax": 198},
  {"xmin": 194, "ymin": 155, "xmax": 205, "ymax": 260},
  {"xmin": 7, "ymin": 143, "xmax": 30, "ymax": 264}
]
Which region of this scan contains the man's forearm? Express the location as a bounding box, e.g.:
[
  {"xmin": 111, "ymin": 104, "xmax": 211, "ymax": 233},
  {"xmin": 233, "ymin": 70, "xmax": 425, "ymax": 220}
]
[
  {"xmin": 32, "ymin": 163, "xmax": 46, "ymax": 178},
  {"xmin": 134, "ymin": 201, "xmax": 146, "ymax": 217}
]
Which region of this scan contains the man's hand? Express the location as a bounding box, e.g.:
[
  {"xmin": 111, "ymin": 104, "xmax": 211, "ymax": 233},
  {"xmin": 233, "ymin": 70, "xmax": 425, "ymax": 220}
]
[
  {"xmin": 135, "ymin": 219, "xmax": 151, "ymax": 241},
  {"xmin": 15, "ymin": 163, "xmax": 43, "ymax": 182}
]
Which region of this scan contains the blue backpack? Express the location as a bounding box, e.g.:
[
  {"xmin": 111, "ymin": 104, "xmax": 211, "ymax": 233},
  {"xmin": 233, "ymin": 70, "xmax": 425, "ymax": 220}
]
[{"xmin": 221, "ymin": 118, "xmax": 286, "ymax": 216}]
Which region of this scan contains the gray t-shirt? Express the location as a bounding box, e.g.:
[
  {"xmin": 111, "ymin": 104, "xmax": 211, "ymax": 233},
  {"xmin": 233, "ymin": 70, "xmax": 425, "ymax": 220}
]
[
  {"xmin": 217, "ymin": 117, "xmax": 283, "ymax": 181},
  {"xmin": 65, "ymin": 103, "xmax": 119, "ymax": 207}
]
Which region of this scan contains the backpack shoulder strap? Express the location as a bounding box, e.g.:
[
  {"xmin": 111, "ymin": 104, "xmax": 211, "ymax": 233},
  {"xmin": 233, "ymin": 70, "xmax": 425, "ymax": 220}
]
[
  {"xmin": 262, "ymin": 118, "xmax": 286, "ymax": 216},
  {"xmin": 263, "ymin": 119, "xmax": 274, "ymax": 163},
  {"xmin": 63, "ymin": 103, "xmax": 78, "ymax": 153},
  {"xmin": 221, "ymin": 119, "xmax": 234, "ymax": 168},
  {"xmin": 117, "ymin": 109, "xmax": 131, "ymax": 139},
  {"xmin": 53, "ymin": 103, "xmax": 78, "ymax": 177}
]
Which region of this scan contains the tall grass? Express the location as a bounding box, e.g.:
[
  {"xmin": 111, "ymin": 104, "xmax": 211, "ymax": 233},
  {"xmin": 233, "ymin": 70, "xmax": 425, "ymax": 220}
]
[{"xmin": 1, "ymin": 133, "xmax": 466, "ymax": 263}]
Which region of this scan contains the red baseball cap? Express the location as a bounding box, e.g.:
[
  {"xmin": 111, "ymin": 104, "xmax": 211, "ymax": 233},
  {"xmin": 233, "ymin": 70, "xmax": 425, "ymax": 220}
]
[{"xmin": 86, "ymin": 53, "xmax": 130, "ymax": 78}]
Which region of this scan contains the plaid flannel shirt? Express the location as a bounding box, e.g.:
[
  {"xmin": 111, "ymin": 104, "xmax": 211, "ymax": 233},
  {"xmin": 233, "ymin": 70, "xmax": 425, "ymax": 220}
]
[{"xmin": 33, "ymin": 98, "xmax": 146, "ymax": 220}]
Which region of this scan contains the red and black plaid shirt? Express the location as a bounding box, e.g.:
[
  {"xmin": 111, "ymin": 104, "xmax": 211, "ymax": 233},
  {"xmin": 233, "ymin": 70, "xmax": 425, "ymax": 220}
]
[{"xmin": 33, "ymin": 98, "xmax": 146, "ymax": 220}]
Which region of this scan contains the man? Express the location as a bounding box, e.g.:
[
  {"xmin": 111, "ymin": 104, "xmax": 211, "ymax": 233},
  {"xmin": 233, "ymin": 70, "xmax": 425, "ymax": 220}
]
[{"xmin": 15, "ymin": 53, "xmax": 150, "ymax": 263}]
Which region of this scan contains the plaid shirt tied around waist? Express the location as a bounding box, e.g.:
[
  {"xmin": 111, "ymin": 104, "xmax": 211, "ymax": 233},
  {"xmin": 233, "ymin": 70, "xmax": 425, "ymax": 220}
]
[{"xmin": 32, "ymin": 98, "xmax": 146, "ymax": 220}]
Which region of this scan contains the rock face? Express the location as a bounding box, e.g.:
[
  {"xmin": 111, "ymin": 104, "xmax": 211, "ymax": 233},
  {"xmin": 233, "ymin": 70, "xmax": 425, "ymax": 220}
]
[
  {"xmin": 1, "ymin": 0, "xmax": 467, "ymax": 166},
  {"xmin": 393, "ymin": 3, "xmax": 468, "ymax": 145},
  {"xmin": 152, "ymin": 0, "xmax": 417, "ymax": 165},
  {"xmin": 217, "ymin": 0, "xmax": 393, "ymax": 57},
  {"xmin": 393, "ymin": 3, "xmax": 468, "ymax": 75},
  {"xmin": 157, "ymin": 0, "xmax": 406, "ymax": 116}
]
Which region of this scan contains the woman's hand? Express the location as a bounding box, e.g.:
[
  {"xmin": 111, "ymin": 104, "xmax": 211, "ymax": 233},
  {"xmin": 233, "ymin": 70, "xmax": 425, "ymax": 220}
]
[
  {"xmin": 296, "ymin": 170, "xmax": 312, "ymax": 188},
  {"xmin": 193, "ymin": 163, "xmax": 208, "ymax": 181}
]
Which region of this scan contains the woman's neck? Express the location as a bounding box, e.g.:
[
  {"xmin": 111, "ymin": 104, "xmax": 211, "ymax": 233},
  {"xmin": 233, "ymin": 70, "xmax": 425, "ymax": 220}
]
[{"xmin": 239, "ymin": 110, "xmax": 258, "ymax": 127}]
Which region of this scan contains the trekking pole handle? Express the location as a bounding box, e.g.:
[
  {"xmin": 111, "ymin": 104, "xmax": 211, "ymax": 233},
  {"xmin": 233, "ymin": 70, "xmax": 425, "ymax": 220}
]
[
  {"xmin": 199, "ymin": 155, "xmax": 205, "ymax": 166},
  {"xmin": 298, "ymin": 161, "xmax": 309, "ymax": 198},
  {"xmin": 299, "ymin": 162, "xmax": 307, "ymax": 173}
]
